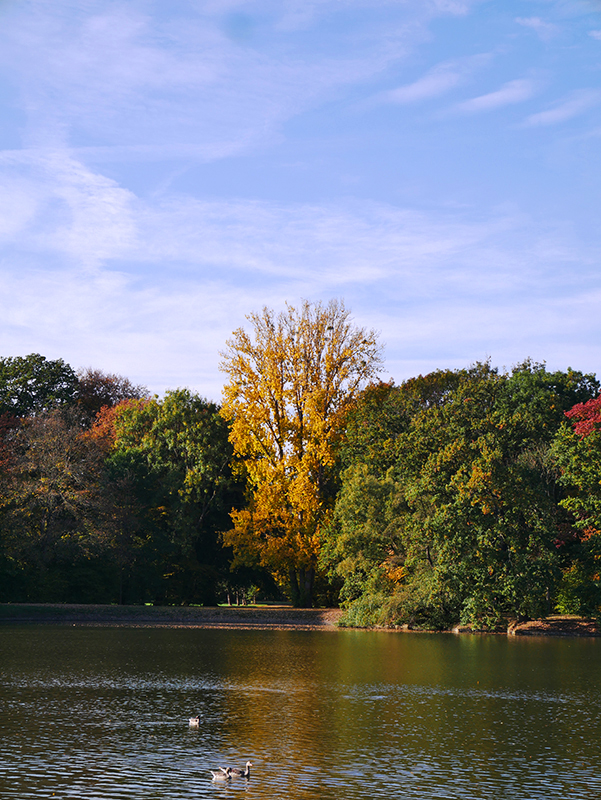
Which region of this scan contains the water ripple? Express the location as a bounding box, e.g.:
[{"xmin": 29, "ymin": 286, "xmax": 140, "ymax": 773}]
[{"xmin": 1, "ymin": 627, "xmax": 600, "ymax": 800}]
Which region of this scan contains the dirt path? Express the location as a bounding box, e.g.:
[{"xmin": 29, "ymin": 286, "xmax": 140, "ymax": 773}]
[{"xmin": 0, "ymin": 603, "xmax": 343, "ymax": 630}]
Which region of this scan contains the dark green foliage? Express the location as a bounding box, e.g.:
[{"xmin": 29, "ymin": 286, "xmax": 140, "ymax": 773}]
[
  {"xmin": 106, "ymin": 389, "xmax": 242, "ymax": 605},
  {"xmin": 0, "ymin": 368, "xmax": 243, "ymax": 606},
  {"xmin": 0, "ymin": 354, "xmax": 79, "ymax": 418},
  {"xmin": 323, "ymin": 361, "xmax": 599, "ymax": 629},
  {"xmin": 339, "ymin": 370, "xmax": 463, "ymax": 476},
  {"xmin": 1, "ymin": 349, "xmax": 599, "ymax": 621}
]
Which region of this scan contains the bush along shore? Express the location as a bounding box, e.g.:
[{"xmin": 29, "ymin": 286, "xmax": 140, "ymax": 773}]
[{"xmin": 0, "ymin": 605, "xmax": 599, "ymax": 636}]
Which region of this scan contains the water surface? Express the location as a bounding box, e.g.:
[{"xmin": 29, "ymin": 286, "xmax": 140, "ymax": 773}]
[{"xmin": 0, "ymin": 626, "xmax": 599, "ymax": 799}]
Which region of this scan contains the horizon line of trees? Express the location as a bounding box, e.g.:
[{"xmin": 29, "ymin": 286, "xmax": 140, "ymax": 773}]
[{"xmin": 1, "ymin": 301, "xmax": 600, "ymax": 628}]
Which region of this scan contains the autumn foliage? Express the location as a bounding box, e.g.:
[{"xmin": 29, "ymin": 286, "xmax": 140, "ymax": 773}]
[
  {"xmin": 220, "ymin": 299, "xmax": 382, "ymax": 606},
  {"xmin": 0, "ymin": 317, "xmax": 601, "ymax": 622},
  {"xmin": 564, "ymin": 396, "xmax": 601, "ymax": 437}
]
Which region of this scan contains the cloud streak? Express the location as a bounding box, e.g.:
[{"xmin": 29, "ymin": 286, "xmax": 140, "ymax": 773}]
[
  {"xmin": 521, "ymin": 89, "xmax": 601, "ymax": 127},
  {"xmin": 0, "ymin": 0, "xmax": 600, "ymax": 399},
  {"xmin": 452, "ymin": 78, "xmax": 537, "ymax": 113},
  {"xmin": 0, "ymin": 0, "xmax": 472, "ymax": 163},
  {"xmin": 384, "ymin": 63, "xmax": 465, "ymax": 104},
  {"xmin": 381, "ymin": 54, "xmax": 490, "ymax": 104},
  {"xmin": 515, "ymin": 17, "xmax": 559, "ymax": 41}
]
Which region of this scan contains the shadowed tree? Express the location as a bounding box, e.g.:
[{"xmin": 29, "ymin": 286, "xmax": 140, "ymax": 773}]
[
  {"xmin": 0, "ymin": 407, "xmax": 113, "ymax": 601},
  {"xmin": 99, "ymin": 390, "xmax": 239, "ymax": 605},
  {"xmin": 553, "ymin": 395, "xmax": 601, "ymax": 616},
  {"xmin": 76, "ymin": 367, "xmax": 148, "ymax": 424}
]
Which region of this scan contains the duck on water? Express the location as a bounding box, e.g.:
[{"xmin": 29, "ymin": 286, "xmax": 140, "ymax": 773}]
[
  {"xmin": 210, "ymin": 762, "xmax": 253, "ymax": 780},
  {"xmin": 210, "ymin": 768, "xmax": 232, "ymax": 781}
]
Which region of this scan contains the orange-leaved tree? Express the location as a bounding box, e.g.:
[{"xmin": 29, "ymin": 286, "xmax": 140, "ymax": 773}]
[{"xmin": 219, "ymin": 299, "xmax": 382, "ymax": 606}]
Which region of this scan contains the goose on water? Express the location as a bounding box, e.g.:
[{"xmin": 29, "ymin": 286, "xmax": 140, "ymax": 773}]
[
  {"xmin": 221, "ymin": 761, "xmax": 253, "ymax": 779},
  {"xmin": 188, "ymin": 715, "xmax": 201, "ymax": 727},
  {"xmin": 210, "ymin": 768, "xmax": 232, "ymax": 781}
]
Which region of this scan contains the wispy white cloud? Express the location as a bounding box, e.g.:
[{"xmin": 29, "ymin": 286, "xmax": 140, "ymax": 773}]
[
  {"xmin": 0, "ymin": 148, "xmax": 516, "ymax": 284},
  {"xmin": 429, "ymin": 0, "xmax": 473, "ymax": 14},
  {"xmin": 0, "ymin": 149, "xmax": 598, "ymax": 397},
  {"xmin": 0, "ymin": 149, "xmax": 137, "ymax": 268},
  {"xmin": 452, "ymin": 78, "xmax": 537, "ymax": 113},
  {"xmin": 264, "ymin": 0, "xmax": 475, "ymax": 33},
  {"xmin": 384, "ymin": 63, "xmax": 464, "ymax": 104},
  {"xmin": 515, "ymin": 17, "xmax": 559, "ymax": 41},
  {"xmin": 0, "ymin": 0, "xmax": 472, "ymax": 163},
  {"xmin": 380, "ymin": 287, "xmax": 601, "ymax": 385},
  {"xmin": 589, "ymin": 30, "xmax": 601, "ymax": 41},
  {"xmin": 0, "ymin": 0, "xmax": 600, "ymax": 397},
  {"xmin": 381, "ymin": 54, "xmax": 490, "ymax": 104},
  {"xmin": 521, "ymin": 89, "xmax": 601, "ymax": 127}
]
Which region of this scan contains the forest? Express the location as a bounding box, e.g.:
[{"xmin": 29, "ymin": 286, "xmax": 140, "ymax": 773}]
[{"xmin": 1, "ymin": 300, "xmax": 600, "ymax": 629}]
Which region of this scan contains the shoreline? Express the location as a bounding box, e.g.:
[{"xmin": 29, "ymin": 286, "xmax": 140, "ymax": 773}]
[
  {"xmin": 0, "ymin": 603, "xmax": 343, "ymax": 630},
  {"xmin": 0, "ymin": 604, "xmax": 599, "ymax": 637},
  {"xmin": 505, "ymin": 615, "xmax": 600, "ymax": 638}
]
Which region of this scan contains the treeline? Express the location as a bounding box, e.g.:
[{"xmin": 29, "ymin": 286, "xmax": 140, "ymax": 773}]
[
  {"xmin": 1, "ymin": 303, "xmax": 601, "ymax": 627},
  {"xmin": 0, "ymin": 355, "xmax": 252, "ymax": 606}
]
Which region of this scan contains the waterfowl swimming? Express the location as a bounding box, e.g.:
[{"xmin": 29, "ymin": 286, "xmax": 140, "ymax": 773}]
[
  {"xmin": 228, "ymin": 761, "xmax": 253, "ymax": 778},
  {"xmin": 210, "ymin": 768, "xmax": 232, "ymax": 781},
  {"xmin": 188, "ymin": 715, "xmax": 201, "ymax": 727}
]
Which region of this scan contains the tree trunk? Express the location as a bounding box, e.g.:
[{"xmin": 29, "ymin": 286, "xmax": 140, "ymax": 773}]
[
  {"xmin": 289, "ymin": 567, "xmax": 314, "ymax": 607},
  {"xmin": 288, "ymin": 568, "xmax": 300, "ymax": 606}
]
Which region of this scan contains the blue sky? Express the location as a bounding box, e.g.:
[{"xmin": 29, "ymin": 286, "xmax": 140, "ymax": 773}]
[{"xmin": 1, "ymin": 0, "xmax": 600, "ymax": 399}]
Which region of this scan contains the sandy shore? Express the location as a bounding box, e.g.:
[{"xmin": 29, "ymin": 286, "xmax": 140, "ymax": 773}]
[{"xmin": 450, "ymin": 615, "xmax": 600, "ymax": 637}]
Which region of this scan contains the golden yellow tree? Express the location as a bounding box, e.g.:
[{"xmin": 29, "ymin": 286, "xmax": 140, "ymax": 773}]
[{"xmin": 220, "ymin": 299, "xmax": 382, "ymax": 606}]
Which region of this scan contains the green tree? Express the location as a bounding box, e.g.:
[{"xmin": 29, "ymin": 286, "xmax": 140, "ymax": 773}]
[
  {"xmin": 323, "ymin": 361, "xmax": 598, "ymax": 629},
  {"xmin": 0, "ymin": 354, "xmax": 79, "ymax": 418},
  {"xmin": 104, "ymin": 389, "xmax": 239, "ymax": 604}
]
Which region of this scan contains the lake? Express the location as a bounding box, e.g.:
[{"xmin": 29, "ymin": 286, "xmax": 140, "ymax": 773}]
[{"xmin": 0, "ymin": 626, "xmax": 599, "ymax": 799}]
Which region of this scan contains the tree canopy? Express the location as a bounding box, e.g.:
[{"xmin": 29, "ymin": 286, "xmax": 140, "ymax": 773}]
[
  {"xmin": 98, "ymin": 389, "xmax": 240, "ymax": 605},
  {"xmin": 322, "ymin": 361, "xmax": 599, "ymax": 628},
  {"xmin": 76, "ymin": 367, "xmax": 148, "ymax": 423},
  {"xmin": 0, "ymin": 324, "xmax": 600, "ymax": 624},
  {"xmin": 220, "ymin": 299, "xmax": 382, "ymax": 606},
  {"xmin": 0, "ymin": 354, "xmax": 79, "ymax": 418}
]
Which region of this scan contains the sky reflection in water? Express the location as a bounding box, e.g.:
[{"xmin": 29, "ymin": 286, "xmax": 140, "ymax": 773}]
[{"xmin": 0, "ymin": 626, "xmax": 599, "ymax": 799}]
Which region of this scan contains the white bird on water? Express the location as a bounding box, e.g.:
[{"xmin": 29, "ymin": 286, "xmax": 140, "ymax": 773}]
[
  {"xmin": 188, "ymin": 715, "xmax": 201, "ymax": 727},
  {"xmin": 210, "ymin": 768, "xmax": 232, "ymax": 781}
]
